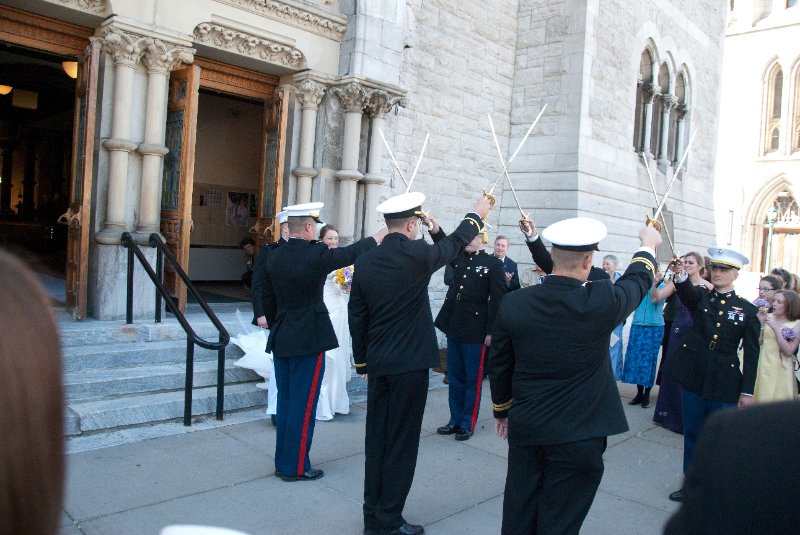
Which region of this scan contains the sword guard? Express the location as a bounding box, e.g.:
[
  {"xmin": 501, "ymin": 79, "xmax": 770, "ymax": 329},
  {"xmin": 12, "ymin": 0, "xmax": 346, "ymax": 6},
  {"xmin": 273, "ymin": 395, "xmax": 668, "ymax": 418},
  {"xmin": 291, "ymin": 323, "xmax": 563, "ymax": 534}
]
[
  {"xmin": 482, "ymin": 190, "xmax": 496, "ymax": 208},
  {"xmin": 646, "ymin": 215, "xmax": 662, "ymax": 232}
]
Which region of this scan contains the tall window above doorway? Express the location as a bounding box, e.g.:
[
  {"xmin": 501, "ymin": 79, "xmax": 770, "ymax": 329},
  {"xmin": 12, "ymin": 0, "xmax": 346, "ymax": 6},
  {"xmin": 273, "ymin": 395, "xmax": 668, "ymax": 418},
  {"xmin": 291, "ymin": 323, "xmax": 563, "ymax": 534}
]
[
  {"xmin": 764, "ymin": 64, "xmax": 783, "ymax": 154},
  {"xmin": 793, "ymin": 67, "xmax": 800, "ymax": 153}
]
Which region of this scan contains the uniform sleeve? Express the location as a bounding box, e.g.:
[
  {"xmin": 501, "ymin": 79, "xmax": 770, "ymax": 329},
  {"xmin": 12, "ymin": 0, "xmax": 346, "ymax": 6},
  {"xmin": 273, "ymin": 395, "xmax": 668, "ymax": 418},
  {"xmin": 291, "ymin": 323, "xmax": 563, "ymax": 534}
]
[
  {"xmin": 348, "ymin": 275, "xmax": 369, "ymax": 376},
  {"xmin": 324, "ymin": 236, "xmax": 378, "ymax": 272},
  {"xmin": 526, "ymin": 237, "xmax": 553, "ymax": 274},
  {"xmin": 609, "ymin": 251, "xmax": 657, "ymax": 326},
  {"xmin": 487, "ymin": 259, "xmax": 507, "ymax": 334},
  {"xmin": 674, "ymin": 277, "xmax": 703, "ymax": 312},
  {"xmin": 250, "ymin": 246, "xmax": 270, "ymax": 318},
  {"xmin": 443, "ymin": 262, "xmax": 456, "ymax": 286},
  {"xmin": 488, "ymin": 302, "xmax": 514, "ymax": 418},
  {"xmin": 425, "ymin": 212, "xmax": 483, "ymax": 273},
  {"xmin": 507, "ymin": 259, "xmax": 521, "ymax": 291},
  {"xmin": 262, "ymin": 261, "xmax": 278, "ymax": 326},
  {"xmin": 740, "ymin": 306, "xmax": 761, "ymax": 395}
]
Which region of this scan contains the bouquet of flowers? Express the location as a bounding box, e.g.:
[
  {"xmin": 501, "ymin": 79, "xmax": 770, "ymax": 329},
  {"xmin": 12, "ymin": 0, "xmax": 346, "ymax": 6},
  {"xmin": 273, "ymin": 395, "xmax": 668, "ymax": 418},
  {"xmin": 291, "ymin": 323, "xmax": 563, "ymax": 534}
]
[
  {"xmin": 780, "ymin": 327, "xmax": 796, "ymax": 342},
  {"xmin": 753, "ymin": 298, "xmax": 770, "ymax": 313},
  {"xmin": 335, "ymin": 265, "xmax": 354, "ymax": 292}
]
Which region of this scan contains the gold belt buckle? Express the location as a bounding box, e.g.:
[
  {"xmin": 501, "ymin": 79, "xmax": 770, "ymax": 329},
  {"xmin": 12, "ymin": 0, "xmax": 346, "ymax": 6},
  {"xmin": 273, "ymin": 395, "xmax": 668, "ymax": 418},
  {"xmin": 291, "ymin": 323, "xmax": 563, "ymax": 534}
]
[{"xmin": 708, "ymin": 341, "xmax": 716, "ymax": 350}]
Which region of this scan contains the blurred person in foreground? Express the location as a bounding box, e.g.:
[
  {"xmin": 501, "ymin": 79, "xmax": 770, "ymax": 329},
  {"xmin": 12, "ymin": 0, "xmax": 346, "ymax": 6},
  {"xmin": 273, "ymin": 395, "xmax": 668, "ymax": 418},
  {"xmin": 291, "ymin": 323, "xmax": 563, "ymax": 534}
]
[{"xmin": 0, "ymin": 250, "xmax": 64, "ymax": 535}]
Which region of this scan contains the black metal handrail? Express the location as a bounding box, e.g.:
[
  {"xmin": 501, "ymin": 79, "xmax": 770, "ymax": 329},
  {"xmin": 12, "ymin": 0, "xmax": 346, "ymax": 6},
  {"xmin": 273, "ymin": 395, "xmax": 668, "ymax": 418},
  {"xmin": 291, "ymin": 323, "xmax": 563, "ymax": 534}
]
[{"xmin": 120, "ymin": 232, "xmax": 230, "ymax": 426}]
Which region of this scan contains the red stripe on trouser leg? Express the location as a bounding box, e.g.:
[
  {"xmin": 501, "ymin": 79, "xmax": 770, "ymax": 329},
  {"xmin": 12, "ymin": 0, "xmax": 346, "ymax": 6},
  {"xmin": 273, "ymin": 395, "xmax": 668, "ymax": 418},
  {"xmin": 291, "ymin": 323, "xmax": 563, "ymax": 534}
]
[
  {"xmin": 470, "ymin": 344, "xmax": 486, "ymax": 432},
  {"xmin": 298, "ymin": 352, "xmax": 324, "ymax": 476}
]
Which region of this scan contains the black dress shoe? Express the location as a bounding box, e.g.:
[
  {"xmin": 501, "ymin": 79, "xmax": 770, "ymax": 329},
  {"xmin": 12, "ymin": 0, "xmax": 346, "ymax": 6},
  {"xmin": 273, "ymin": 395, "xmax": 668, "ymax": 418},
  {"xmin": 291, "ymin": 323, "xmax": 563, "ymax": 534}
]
[
  {"xmin": 377, "ymin": 522, "xmax": 425, "ymax": 535},
  {"xmin": 668, "ymin": 489, "xmax": 684, "ymax": 502},
  {"xmin": 455, "ymin": 429, "xmax": 472, "ymax": 441},
  {"xmin": 628, "ymin": 394, "xmax": 643, "ymax": 405},
  {"xmin": 436, "ymin": 424, "xmax": 460, "ymax": 435},
  {"xmin": 275, "ymin": 468, "xmax": 324, "ymax": 482},
  {"xmin": 641, "ymin": 396, "xmax": 651, "ymax": 409}
]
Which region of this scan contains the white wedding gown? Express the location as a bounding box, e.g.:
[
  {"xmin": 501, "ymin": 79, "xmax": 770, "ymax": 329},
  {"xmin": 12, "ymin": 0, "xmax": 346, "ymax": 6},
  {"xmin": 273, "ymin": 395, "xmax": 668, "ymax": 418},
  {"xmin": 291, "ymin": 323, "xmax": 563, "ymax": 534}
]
[{"xmin": 315, "ymin": 271, "xmax": 353, "ymax": 420}]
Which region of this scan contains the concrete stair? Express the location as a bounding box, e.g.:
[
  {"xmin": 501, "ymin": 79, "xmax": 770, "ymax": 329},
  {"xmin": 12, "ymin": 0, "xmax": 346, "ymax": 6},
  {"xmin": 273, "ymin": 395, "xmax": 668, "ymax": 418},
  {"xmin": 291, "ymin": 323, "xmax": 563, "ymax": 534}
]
[{"xmin": 58, "ymin": 306, "xmax": 267, "ymax": 436}]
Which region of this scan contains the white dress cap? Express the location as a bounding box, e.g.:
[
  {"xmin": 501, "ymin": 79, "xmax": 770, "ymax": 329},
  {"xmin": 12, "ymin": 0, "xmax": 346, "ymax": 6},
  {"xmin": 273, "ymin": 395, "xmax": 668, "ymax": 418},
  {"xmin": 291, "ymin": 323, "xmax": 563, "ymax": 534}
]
[
  {"xmin": 275, "ymin": 210, "xmax": 288, "ymax": 224},
  {"xmin": 376, "ymin": 191, "xmax": 426, "ymax": 219},
  {"xmin": 284, "ymin": 202, "xmax": 324, "ymax": 222},
  {"xmin": 541, "ymin": 217, "xmax": 607, "ymax": 251},
  {"xmin": 706, "ymin": 247, "xmax": 749, "ymax": 270}
]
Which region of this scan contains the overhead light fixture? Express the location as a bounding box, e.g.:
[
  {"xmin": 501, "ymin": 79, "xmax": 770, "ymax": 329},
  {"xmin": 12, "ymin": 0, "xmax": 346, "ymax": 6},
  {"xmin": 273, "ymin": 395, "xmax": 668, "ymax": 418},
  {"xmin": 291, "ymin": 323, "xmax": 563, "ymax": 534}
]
[
  {"xmin": 0, "ymin": 85, "xmax": 11, "ymax": 95},
  {"xmin": 62, "ymin": 61, "xmax": 78, "ymax": 79}
]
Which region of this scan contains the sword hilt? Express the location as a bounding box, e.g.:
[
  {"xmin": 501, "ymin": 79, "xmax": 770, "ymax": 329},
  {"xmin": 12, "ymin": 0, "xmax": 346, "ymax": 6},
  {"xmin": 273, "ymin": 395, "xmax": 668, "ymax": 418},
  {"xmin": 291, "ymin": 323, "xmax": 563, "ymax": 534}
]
[
  {"xmin": 482, "ymin": 190, "xmax": 496, "ymax": 209},
  {"xmin": 646, "ymin": 214, "xmax": 662, "ymax": 232}
]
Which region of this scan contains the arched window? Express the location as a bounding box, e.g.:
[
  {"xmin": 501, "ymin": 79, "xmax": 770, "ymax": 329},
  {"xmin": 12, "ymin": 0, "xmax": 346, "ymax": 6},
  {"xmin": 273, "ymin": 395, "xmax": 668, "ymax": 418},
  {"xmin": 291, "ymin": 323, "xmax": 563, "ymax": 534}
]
[
  {"xmin": 633, "ymin": 50, "xmax": 653, "ymax": 151},
  {"xmin": 788, "ymin": 0, "xmax": 798, "ymax": 9},
  {"xmin": 668, "ymin": 73, "xmax": 686, "ymax": 162},
  {"xmin": 765, "ymin": 65, "xmax": 783, "ymax": 154}
]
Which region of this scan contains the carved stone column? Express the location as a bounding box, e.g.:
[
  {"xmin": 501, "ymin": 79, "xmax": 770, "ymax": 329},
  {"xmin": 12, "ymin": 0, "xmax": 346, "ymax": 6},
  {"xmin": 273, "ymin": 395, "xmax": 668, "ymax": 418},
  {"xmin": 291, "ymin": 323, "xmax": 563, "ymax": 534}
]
[
  {"xmin": 641, "ymin": 83, "xmax": 658, "ymax": 158},
  {"xmin": 674, "ymin": 104, "xmax": 690, "ymax": 169},
  {"xmin": 97, "ymin": 27, "xmax": 147, "ymax": 244},
  {"xmin": 134, "ymin": 40, "xmax": 194, "ymax": 241},
  {"xmin": 658, "ymin": 94, "xmax": 678, "ymax": 164},
  {"xmin": 292, "ymin": 79, "xmax": 325, "ymax": 204},
  {"xmin": 364, "ymin": 90, "xmax": 405, "ymax": 235},
  {"xmin": 333, "ymin": 82, "xmax": 367, "ymax": 242}
]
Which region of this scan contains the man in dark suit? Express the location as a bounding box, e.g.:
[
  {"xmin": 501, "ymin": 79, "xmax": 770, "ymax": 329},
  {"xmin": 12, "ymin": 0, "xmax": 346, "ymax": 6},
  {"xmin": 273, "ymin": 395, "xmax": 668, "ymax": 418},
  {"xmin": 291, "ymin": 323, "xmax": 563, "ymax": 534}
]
[
  {"xmin": 519, "ymin": 216, "xmax": 610, "ymax": 281},
  {"xmin": 662, "ymin": 247, "xmax": 760, "ymax": 502},
  {"xmin": 263, "ymin": 202, "xmax": 386, "ymax": 482},
  {"xmin": 664, "ymin": 400, "xmax": 800, "ymax": 534},
  {"xmin": 349, "ymin": 191, "xmax": 492, "ymax": 535},
  {"xmin": 492, "ymin": 235, "xmax": 520, "ymax": 291},
  {"xmin": 435, "ymin": 233, "xmax": 506, "ymax": 441},
  {"xmin": 489, "ymin": 218, "xmax": 661, "ymax": 535}
]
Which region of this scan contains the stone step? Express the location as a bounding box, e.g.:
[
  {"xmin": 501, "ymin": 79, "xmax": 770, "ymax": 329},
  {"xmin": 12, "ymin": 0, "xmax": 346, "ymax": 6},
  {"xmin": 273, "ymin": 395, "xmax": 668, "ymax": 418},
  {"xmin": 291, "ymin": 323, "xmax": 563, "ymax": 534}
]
[
  {"xmin": 57, "ymin": 308, "xmax": 252, "ymax": 348},
  {"xmin": 62, "ymin": 339, "xmax": 244, "ymax": 372},
  {"xmin": 65, "ymin": 382, "xmax": 266, "ymax": 435},
  {"xmin": 64, "ymin": 359, "xmax": 260, "ymax": 401}
]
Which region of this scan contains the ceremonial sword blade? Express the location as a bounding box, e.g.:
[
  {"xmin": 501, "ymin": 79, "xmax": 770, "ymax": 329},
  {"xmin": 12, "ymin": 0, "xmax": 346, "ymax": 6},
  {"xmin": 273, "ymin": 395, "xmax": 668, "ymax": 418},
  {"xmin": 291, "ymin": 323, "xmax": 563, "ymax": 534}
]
[
  {"xmin": 406, "ymin": 132, "xmax": 429, "ymax": 193},
  {"xmin": 488, "ymin": 104, "xmax": 547, "ymax": 194},
  {"xmin": 378, "ymin": 128, "xmax": 409, "ymax": 188},
  {"xmin": 652, "ymin": 130, "xmax": 697, "ymax": 222},
  {"xmin": 488, "ymin": 113, "xmax": 527, "ymax": 218},
  {"xmin": 640, "ymin": 153, "xmax": 677, "ymax": 258}
]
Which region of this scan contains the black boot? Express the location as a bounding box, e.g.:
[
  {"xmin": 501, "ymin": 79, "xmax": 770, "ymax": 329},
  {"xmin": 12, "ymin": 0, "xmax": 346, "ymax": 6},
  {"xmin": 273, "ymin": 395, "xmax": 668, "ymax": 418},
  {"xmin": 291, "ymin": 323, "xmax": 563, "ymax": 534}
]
[
  {"xmin": 629, "ymin": 385, "xmax": 644, "ymax": 405},
  {"xmin": 641, "ymin": 387, "xmax": 652, "ymax": 408}
]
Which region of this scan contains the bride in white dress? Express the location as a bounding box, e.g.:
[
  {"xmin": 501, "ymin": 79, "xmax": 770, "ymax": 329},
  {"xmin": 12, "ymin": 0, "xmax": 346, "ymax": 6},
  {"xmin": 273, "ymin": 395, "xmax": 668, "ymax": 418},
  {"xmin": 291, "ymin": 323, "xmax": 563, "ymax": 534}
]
[{"xmin": 316, "ymin": 225, "xmax": 353, "ymax": 420}]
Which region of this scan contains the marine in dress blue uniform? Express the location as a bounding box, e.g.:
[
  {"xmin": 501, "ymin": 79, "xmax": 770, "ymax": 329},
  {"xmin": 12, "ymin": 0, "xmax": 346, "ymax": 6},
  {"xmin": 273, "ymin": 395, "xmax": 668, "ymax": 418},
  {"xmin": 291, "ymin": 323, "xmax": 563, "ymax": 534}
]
[
  {"xmin": 263, "ymin": 202, "xmax": 385, "ymax": 482},
  {"xmin": 349, "ymin": 192, "xmax": 492, "ymax": 535},
  {"xmin": 663, "ymin": 247, "xmax": 760, "ymax": 502},
  {"xmin": 489, "ymin": 218, "xmax": 661, "ymax": 535},
  {"xmin": 435, "ymin": 237, "xmax": 506, "ymax": 440}
]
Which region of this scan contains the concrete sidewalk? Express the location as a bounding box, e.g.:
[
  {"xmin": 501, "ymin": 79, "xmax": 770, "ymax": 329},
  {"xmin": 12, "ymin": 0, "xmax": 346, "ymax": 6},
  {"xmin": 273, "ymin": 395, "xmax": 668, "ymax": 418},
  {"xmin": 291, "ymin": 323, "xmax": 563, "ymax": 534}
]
[{"xmin": 60, "ymin": 379, "xmax": 684, "ymax": 535}]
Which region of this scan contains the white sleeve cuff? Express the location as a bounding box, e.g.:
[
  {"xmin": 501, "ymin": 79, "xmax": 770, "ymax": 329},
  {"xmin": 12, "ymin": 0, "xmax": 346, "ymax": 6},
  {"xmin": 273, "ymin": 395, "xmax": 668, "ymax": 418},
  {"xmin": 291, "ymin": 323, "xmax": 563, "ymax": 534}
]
[
  {"xmin": 637, "ymin": 246, "xmax": 655, "ymax": 257},
  {"xmin": 525, "ymin": 233, "xmax": 539, "ymax": 243}
]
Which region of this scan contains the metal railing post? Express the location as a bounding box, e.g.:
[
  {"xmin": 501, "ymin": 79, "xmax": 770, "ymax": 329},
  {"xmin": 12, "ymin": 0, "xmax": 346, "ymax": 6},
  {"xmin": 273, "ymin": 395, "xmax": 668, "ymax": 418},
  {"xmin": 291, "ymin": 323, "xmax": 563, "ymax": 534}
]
[
  {"xmin": 155, "ymin": 246, "xmax": 163, "ymax": 324},
  {"xmin": 216, "ymin": 331, "xmax": 225, "ymax": 421},
  {"xmin": 125, "ymin": 235, "xmax": 134, "ymax": 325},
  {"xmin": 184, "ymin": 338, "xmax": 195, "ymax": 426}
]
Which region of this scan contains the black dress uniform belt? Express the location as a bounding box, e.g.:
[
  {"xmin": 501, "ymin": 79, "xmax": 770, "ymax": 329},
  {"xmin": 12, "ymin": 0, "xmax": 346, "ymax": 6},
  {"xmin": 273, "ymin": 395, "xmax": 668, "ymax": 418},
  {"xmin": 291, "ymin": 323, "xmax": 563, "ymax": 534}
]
[{"xmin": 454, "ymin": 293, "xmax": 485, "ymax": 305}]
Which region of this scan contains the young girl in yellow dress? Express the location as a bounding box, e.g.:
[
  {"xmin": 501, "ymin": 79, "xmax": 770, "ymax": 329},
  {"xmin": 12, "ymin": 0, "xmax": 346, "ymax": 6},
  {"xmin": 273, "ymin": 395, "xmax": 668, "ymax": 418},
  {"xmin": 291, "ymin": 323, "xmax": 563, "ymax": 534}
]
[{"xmin": 754, "ymin": 289, "xmax": 800, "ymax": 402}]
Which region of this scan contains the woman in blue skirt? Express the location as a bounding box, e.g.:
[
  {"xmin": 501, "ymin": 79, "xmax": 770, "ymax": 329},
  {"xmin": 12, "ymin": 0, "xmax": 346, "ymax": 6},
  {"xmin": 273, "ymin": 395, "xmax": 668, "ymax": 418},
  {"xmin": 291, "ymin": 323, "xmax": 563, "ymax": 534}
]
[{"xmin": 623, "ymin": 271, "xmax": 667, "ymax": 408}]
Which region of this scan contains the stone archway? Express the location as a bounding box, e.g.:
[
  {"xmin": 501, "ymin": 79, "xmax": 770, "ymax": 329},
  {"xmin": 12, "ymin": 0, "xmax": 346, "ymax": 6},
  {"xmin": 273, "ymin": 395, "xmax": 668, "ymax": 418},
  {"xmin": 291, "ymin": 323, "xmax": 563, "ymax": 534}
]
[{"xmin": 745, "ymin": 176, "xmax": 800, "ymax": 273}]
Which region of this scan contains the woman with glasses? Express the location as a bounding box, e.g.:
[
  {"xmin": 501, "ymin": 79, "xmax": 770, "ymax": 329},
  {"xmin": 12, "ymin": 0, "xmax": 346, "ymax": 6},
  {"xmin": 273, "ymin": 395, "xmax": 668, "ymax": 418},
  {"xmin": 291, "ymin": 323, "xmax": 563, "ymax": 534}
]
[
  {"xmin": 757, "ymin": 275, "xmax": 783, "ymax": 310},
  {"xmin": 651, "ymin": 252, "xmax": 712, "ymax": 433}
]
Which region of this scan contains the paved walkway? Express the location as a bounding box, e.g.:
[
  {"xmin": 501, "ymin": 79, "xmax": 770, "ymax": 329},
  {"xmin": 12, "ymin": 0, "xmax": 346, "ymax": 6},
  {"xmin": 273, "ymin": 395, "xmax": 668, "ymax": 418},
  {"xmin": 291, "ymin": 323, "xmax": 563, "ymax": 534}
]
[{"xmin": 60, "ymin": 379, "xmax": 684, "ymax": 535}]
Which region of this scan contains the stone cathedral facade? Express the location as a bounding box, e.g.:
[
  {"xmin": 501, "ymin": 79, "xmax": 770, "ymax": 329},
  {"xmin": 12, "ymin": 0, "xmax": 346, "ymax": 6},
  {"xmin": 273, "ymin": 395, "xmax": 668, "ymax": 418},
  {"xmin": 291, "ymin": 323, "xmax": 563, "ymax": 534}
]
[{"xmin": 0, "ymin": 0, "xmax": 726, "ymax": 321}]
